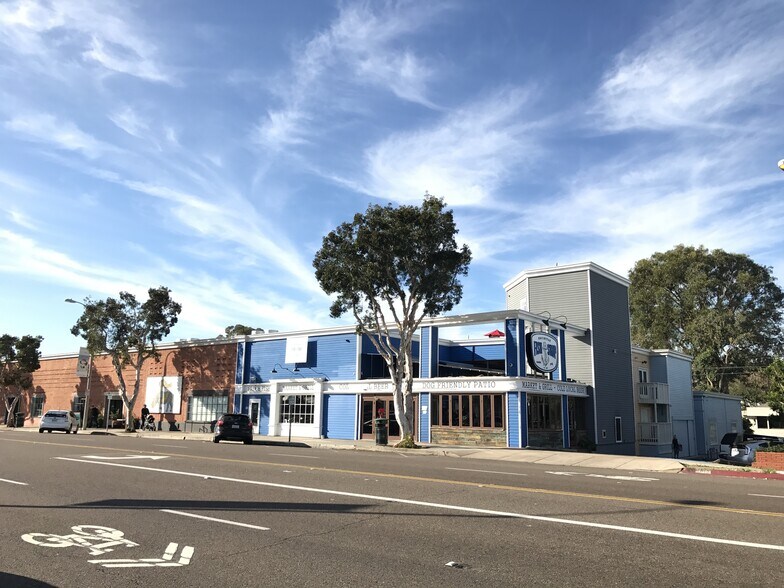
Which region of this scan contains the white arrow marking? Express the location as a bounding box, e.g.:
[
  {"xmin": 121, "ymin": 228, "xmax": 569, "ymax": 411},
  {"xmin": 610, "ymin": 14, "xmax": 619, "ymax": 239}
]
[
  {"xmin": 585, "ymin": 474, "xmax": 658, "ymax": 482},
  {"xmin": 89, "ymin": 543, "xmax": 193, "ymax": 568},
  {"xmin": 81, "ymin": 455, "xmax": 168, "ymax": 461}
]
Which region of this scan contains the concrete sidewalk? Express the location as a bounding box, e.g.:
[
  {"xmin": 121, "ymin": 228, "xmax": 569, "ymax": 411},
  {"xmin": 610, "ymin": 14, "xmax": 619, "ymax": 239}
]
[{"xmin": 4, "ymin": 425, "xmax": 783, "ymax": 479}]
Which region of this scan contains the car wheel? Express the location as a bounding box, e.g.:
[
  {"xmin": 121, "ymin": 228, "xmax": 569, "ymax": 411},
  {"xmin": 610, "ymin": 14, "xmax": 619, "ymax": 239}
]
[
  {"xmin": 243, "ymin": 439, "xmax": 252, "ymax": 445},
  {"xmin": 213, "ymin": 437, "xmax": 220, "ymax": 443},
  {"xmin": 38, "ymin": 429, "xmax": 43, "ymax": 434},
  {"xmin": 65, "ymin": 427, "xmax": 70, "ymax": 434}
]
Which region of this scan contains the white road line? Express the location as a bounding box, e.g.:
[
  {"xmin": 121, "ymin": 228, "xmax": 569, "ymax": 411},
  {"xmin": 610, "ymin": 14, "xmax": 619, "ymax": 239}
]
[
  {"xmin": 446, "ymin": 467, "xmax": 527, "ymax": 477},
  {"xmin": 55, "ymin": 457, "xmax": 784, "ymax": 553},
  {"xmin": 270, "ymin": 453, "xmax": 319, "ymax": 459},
  {"xmin": 749, "ymin": 494, "xmax": 784, "ymax": 499},
  {"xmin": 161, "ymin": 509, "xmax": 270, "ymax": 530},
  {"xmin": 0, "ymin": 477, "xmax": 28, "ymax": 486}
]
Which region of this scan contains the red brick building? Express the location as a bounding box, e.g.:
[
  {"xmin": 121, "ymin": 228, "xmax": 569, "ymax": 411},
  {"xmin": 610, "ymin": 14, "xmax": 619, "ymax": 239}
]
[{"xmin": 2, "ymin": 339, "xmax": 236, "ymax": 431}]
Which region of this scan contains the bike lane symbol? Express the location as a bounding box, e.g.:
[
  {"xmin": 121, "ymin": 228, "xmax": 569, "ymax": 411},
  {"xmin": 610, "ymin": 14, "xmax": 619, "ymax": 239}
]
[
  {"xmin": 22, "ymin": 525, "xmax": 139, "ymax": 556},
  {"xmin": 22, "ymin": 525, "xmax": 195, "ymax": 567}
]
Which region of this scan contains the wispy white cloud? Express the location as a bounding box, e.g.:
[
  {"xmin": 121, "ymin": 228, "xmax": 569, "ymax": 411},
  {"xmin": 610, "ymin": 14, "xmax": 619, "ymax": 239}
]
[
  {"xmin": 5, "ymin": 112, "xmax": 111, "ymax": 158},
  {"xmin": 0, "ymin": 229, "xmax": 330, "ymax": 345},
  {"xmin": 108, "ymin": 106, "xmax": 149, "ymax": 139},
  {"xmin": 593, "ymin": 2, "xmax": 784, "ymax": 132},
  {"xmin": 255, "ymin": 1, "xmax": 448, "ymax": 150},
  {"xmin": 0, "ymin": 0, "xmax": 174, "ymax": 83},
  {"xmin": 0, "ymin": 169, "xmax": 35, "ymax": 193},
  {"xmin": 364, "ymin": 88, "xmax": 538, "ymax": 206}
]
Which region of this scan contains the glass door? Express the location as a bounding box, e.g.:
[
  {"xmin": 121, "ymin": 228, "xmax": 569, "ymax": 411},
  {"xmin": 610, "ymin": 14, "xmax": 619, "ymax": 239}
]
[{"xmin": 249, "ymin": 399, "xmax": 260, "ymax": 434}]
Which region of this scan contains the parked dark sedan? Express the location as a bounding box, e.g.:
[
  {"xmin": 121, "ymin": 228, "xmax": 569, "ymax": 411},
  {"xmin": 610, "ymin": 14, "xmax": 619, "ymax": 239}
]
[{"xmin": 213, "ymin": 413, "xmax": 253, "ymax": 444}]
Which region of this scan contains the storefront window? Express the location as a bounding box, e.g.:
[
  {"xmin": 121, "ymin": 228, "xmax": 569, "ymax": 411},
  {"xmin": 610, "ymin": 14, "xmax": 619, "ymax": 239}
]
[
  {"xmin": 430, "ymin": 393, "xmax": 505, "ymax": 429},
  {"xmin": 279, "ymin": 394, "xmax": 315, "ymax": 424}
]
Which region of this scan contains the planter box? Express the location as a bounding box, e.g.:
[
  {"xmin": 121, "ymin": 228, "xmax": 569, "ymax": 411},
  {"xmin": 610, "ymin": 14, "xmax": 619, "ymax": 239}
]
[{"xmin": 754, "ymin": 452, "xmax": 784, "ymax": 470}]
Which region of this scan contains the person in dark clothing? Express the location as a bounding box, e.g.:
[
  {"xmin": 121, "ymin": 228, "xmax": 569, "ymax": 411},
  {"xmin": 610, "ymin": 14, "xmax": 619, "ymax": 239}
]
[
  {"xmin": 672, "ymin": 435, "xmax": 681, "ymax": 458},
  {"xmin": 141, "ymin": 404, "xmax": 150, "ymax": 429},
  {"xmin": 89, "ymin": 405, "xmax": 99, "ymax": 428}
]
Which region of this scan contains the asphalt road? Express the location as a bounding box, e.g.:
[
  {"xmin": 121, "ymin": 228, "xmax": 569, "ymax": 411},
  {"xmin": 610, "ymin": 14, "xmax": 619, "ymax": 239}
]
[{"xmin": 1, "ymin": 432, "xmax": 783, "ymax": 587}]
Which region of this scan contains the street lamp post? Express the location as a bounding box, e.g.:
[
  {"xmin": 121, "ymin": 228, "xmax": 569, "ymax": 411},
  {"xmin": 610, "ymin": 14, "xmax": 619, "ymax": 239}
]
[{"xmin": 65, "ymin": 298, "xmax": 92, "ymax": 430}]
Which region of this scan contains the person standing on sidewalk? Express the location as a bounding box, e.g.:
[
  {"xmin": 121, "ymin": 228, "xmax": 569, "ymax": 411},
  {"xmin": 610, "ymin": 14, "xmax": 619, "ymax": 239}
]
[
  {"xmin": 141, "ymin": 404, "xmax": 150, "ymax": 429},
  {"xmin": 672, "ymin": 435, "xmax": 680, "ymax": 458}
]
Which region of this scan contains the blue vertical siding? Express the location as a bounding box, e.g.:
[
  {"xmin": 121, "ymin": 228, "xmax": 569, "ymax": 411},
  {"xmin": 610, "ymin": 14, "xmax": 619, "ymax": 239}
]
[
  {"xmin": 507, "ymin": 391, "xmax": 519, "ymax": 448},
  {"xmin": 323, "ymin": 394, "xmax": 357, "ymax": 439},
  {"xmin": 240, "ymin": 394, "xmax": 269, "ymax": 434},
  {"xmin": 553, "ymin": 330, "xmax": 567, "ymax": 381},
  {"xmin": 258, "ymin": 395, "xmax": 270, "ymax": 435},
  {"xmin": 247, "ymin": 334, "xmax": 358, "ymax": 382},
  {"xmin": 520, "ymin": 392, "xmax": 528, "ymax": 447},
  {"xmin": 505, "ymin": 319, "xmax": 520, "ymax": 376},
  {"xmin": 236, "ymin": 342, "xmax": 244, "ymax": 385},
  {"xmin": 419, "ymin": 393, "xmax": 430, "ymax": 443},
  {"xmin": 420, "ymin": 327, "xmax": 432, "ymax": 378}
]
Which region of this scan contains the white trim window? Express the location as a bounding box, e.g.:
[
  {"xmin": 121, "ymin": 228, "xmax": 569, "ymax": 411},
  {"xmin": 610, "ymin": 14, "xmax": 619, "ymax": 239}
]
[
  {"xmin": 614, "ymin": 416, "xmax": 623, "ymax": 443},
  {"xmin": 31, "ymin": 395, "xmax": 45, "ymax": 418}
]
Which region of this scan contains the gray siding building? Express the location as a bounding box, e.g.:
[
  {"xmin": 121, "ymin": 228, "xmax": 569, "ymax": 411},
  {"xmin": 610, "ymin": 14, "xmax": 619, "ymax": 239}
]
[{"xmin": 504, "ymin": 263, "xmax": 636, "ymax": 455}]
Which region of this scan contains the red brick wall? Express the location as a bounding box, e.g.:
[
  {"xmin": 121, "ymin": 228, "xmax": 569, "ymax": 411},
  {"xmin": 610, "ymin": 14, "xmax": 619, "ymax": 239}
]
[
  {"xmin": 754, "ymin": 451, "xmax": 784, "ymax": 470},
  {"xmin": 2, "ymin": 342, "xmax": 236, "ymax": 427}
]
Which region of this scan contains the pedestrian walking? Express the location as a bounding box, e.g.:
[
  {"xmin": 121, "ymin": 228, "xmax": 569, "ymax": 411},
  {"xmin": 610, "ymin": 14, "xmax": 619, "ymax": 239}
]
[{"xmin": 672, "ymin": 435, "xmax": 681, "ymax": 458}]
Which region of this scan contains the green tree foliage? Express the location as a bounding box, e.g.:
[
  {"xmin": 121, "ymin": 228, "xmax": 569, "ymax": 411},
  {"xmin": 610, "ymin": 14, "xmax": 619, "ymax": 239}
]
[
  {"xmin": 1, "ymin": 334, "xmax": 43, "ymax": 426},
  {"xmin": 224, "ymin": 324, "xmax": 255, "ymax": 338},
  {"xmin": 70, "ymin": 287, "xmax": 182, "ymax": 431},
  {"xmin": 765, "ymin": 358, "xmax": 784, "ymax": 415},
  {"xmin": 313, "ymin": 195, "xmax": 471, "ymax": 445},
  {"xmin": 629, "ymin": 245, "xmax": 784, "ymax": 393}
]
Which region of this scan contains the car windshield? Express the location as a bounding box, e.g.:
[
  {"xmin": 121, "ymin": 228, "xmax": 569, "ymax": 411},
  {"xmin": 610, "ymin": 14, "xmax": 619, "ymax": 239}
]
[
  {"xmin": 45, "ymin": 412, "xmax": 66, "ymax": 417},
  {"xmin": 221, "ymin": 414, "xmax": 249, "ymax": 425}
]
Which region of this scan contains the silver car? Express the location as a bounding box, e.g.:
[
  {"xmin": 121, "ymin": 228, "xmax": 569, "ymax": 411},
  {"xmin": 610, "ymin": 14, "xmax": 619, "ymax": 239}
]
[
  {"xmin": 725, "ymin": 440, "xmax": 773, "ymax": 466},
  {"xmin": 38, "ymin": 410, "xmax": 79, "ymax": 434}
]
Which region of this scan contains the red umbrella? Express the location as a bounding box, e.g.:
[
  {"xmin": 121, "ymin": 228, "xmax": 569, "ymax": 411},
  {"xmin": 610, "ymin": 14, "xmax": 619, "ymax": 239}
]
[{"xmin": 484, "ymin": 329, "xmax": 504, "ymax": 338}]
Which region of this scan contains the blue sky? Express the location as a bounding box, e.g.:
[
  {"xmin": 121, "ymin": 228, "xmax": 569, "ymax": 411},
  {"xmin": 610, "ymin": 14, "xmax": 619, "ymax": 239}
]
[{"xmin": 1, "ymin": 0, "xmax": 783, "ymax": 356}]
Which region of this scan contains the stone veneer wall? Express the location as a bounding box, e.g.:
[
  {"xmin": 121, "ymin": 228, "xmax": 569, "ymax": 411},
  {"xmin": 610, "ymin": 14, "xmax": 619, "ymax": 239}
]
[{"xmin": 430, "ymin": 426, "xmax": 506, "ymax": 447}]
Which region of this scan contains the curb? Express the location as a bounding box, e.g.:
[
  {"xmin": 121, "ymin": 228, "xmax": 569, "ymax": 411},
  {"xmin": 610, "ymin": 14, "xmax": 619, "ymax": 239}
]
[{"xmin": 682, "ymin": 467, "xmax": 784, "ymax": 481}]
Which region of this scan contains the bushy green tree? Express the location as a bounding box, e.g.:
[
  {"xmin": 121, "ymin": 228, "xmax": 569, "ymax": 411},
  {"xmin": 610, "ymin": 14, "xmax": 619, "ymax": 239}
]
[
  {"xmin": 1, "ymin": 334, "xmax": 43, "ymax": 426},
  {"xmin": 629, "ymin": 245, "xmax": 784, "ymax": 393},
  {"xmin": 70, "ymin": 287, "xmax": 181, "ymax": 431},
  {"xmin": 224, "ymin": 324, "xmax": 255, "ymax": 338},
  {"xmin": 313, "ymin": 195, "xmax": 471, "ymax": 445},
  {"xmin": 765, "ymin": 358, "xmax": 784, "ymax": 415}
]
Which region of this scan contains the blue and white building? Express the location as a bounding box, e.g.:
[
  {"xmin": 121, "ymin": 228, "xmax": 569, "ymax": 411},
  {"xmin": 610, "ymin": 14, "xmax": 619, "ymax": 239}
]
[
  {"xmin": 230, "ymin": 262, "xmax": 699, "ymax": 456},
  {"xmin": 232, "ymin": 308, "xmax": 591, "ymax": 449}
]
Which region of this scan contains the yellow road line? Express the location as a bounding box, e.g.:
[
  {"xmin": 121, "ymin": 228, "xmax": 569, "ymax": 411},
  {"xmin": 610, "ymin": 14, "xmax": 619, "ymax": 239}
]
[{"xmin": 2, "ymin": 436, "xmax": 782, "ymax": 519}]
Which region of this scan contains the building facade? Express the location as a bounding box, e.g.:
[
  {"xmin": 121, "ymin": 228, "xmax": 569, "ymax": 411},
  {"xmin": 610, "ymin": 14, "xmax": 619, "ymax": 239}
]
[
  {"xmin": 1, "ymin": 340, "xmax": 236, "ymax": 431},
  {"xmin": 232, "ymin": 309, "xmax": 591, "ymax": 450},
  {"xmin": 4, "ymin": 262, "xmax": 710, "ymax": 458}
]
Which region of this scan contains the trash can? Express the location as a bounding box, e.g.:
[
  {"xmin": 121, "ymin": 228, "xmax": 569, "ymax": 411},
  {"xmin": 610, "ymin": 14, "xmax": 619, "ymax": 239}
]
[
  {"xmin": 14, "ymin": 413, "xmax": 24, "ymax": 427},
  {"xmin": 707, "ymin": 447, "xmax": 719, "ymax": 461},
  {"xmin": 374, "ymin": 418, "xmax": 388, "ymax": 446}
]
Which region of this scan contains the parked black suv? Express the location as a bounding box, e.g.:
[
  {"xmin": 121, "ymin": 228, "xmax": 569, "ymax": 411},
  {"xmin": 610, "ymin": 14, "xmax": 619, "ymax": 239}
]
[{"xmin": 213, "ymin": 413, "xmax": 253, "ymax": 444}]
